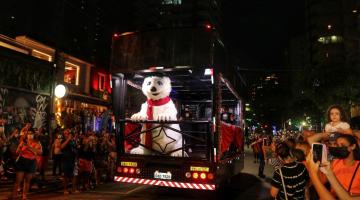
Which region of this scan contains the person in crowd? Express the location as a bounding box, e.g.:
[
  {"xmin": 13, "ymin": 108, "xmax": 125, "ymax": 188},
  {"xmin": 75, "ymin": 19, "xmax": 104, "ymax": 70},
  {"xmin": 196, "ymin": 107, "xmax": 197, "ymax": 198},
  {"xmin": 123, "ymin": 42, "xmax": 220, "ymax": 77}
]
[
  {"xmin": 250, "ymin": 134, "xmax": 260, "ymax": 163},
  {"xmin": 20, "ymin": 123, "xmax": 31, "ymax": 136},
  {"xmin": 220, "ymin": 106, "xmax": 231, "ymax": 124},
  {"xmin": 2, "ymin": 128, "xmax": 20, "ymax": 181},
  {"xmin": 251, "ymin": 134, "xmax": 266, "ymax": 178},
  {"xmin": 8, "ymin": 128, "xmax": 20, "ymax": 161},
  {"xmin": 60, "ymin": 129, "xmax": 77, "ymax": 195},
  {"xmin": 35, "ymin": 127, "xmax": 50, "ymax": 182},
  {"xmin": 270, "ymin": 142, "xmax": 309, "ymax": 200},
  {"xmin": 285, "ymin": 138, "xmax": 296, "ymax": 149},
  {"xmin": 352, "ymin": 130, "xmax": 360, "ymax": 146},
  {"xmin": 327, "ymin": 134, "xmax": 360, "ymax": 196},
  {"xmin": 262, "ymin": 135, "xmax": 272, "ymax": 164},
  {"xmin": 306, "ymin": 134, "xmax": 360, "ymax": 199},
  {"xmin": 292, "ymin": 141, "xmax": 311, "ymax": 164},
  {"xmin": 325, "ymin": 105, "xmax": 352, "ymax": 135},
  {"xmin": 12, "ymin": 130, "xmax": 42, "ymax": 200},
  {"xmin": 229, "ymin": 113, "xmax": 236, "ymax": 125},
  {"xmin": 94, "ymin": 132, "xmax": 109, "ymax": 185},
  {"xmin": 268, "ymin": 140, "xmax": 283, "ymax": 170},
  {"xmin": 306, "ymin": 105, "xmax": 351, "ymax": 146},
  {"xmin": 107, "ymin": 135, "xmax": 117, "ymax": 182},
  {"xmin": 78, "ymin": 131, "xmax": 96, "ymax": 190},
  {"xmin": 52, "ymin": 131, "xmax": 63, "ymax": 176},
  {"xmin": 306, "ymin": 151, "xmax": 360, "ymax": 200}
]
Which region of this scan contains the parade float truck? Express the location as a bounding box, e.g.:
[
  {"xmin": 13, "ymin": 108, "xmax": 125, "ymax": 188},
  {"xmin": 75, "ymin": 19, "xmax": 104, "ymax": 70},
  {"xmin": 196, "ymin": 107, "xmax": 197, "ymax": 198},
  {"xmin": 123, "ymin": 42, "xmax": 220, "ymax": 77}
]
[{"xmin": 110, "ymin": 27, "xmax": 245, "ymax": 191}]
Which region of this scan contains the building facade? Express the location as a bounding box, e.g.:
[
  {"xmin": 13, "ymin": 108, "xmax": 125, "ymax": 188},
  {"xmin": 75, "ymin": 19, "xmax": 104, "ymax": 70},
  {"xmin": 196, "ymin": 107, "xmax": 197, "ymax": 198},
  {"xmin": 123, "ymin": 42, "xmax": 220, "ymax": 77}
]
[
  {"xmin": 0, "ymin": 34, "xmax": 112, "ymax": 135},
  {"xmin": 305, "ymin": 0, "xmax": 359, "ymax": 70}
]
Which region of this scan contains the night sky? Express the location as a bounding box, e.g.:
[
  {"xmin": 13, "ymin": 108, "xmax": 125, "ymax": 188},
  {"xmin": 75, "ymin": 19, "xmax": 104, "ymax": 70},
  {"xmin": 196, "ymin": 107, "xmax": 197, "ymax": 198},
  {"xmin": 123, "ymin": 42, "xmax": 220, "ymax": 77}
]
[
  {"xmin": 222, "ymin": 0, "xmax": 306, "ymax": 68},
  {"xmin": 0, "ymin": 0, "xmax": 306, "ymax": 70}
]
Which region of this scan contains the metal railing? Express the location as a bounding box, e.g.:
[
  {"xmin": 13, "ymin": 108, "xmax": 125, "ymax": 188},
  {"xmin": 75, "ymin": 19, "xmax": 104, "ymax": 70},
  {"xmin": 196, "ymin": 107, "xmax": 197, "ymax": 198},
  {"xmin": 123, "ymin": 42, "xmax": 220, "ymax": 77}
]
[{"xmin": 118, "ymin": 119, "xmax": 214, "ymax": 161}]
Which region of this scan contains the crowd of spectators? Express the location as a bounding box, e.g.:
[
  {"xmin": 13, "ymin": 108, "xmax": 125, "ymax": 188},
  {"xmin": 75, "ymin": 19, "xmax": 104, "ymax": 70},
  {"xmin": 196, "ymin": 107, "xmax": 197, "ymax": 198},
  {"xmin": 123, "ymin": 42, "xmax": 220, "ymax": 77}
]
[
  {"xmin": 248, "ymin": 104, "xmax": 360, "ymax": 200},
  {"xmin": 0, "ymin": 122, "xmax": 117, "ymax": 199}
]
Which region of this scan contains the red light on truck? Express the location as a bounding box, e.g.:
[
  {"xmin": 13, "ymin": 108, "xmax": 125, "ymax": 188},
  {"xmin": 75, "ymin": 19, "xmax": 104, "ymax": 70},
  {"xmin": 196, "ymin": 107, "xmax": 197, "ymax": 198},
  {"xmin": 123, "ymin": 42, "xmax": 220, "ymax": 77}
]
[
  {"xmin": 123, "ymin": 167, "xmax": 129, "ymax": 173},
  {"xmin": 207, "ymin": 173, "xmax": 214, "ymax": 180},
  {"xmin": 117, "ymin": 167, "xmax": 122, "ymax": 173},
  {"xmin": 129, "ymin": 168, "xmax": 135, "ymax": 174},
  {"xmin": 200, "ymin": 173, "xmax": 206, "ymax": 179}
]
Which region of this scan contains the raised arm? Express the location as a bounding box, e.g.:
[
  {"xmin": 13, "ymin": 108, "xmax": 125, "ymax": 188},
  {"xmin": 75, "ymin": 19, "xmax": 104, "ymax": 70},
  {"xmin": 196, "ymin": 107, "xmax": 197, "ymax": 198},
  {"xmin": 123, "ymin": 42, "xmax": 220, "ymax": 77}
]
[
  {"xmin": 306, "ymin": 152, "xmax": 336, "ymax": 200},
  {"xmin": 307, "ymin": 132, "xmax": 329, "ymax": 145}
]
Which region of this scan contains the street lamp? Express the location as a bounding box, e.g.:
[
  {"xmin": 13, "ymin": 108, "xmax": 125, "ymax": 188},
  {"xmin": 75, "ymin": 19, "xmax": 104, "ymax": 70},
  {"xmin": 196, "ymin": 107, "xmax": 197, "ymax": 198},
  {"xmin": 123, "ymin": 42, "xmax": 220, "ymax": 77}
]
[{"xmin": 54, "ymin": 84, "xmax": 67, "ymax": 98}]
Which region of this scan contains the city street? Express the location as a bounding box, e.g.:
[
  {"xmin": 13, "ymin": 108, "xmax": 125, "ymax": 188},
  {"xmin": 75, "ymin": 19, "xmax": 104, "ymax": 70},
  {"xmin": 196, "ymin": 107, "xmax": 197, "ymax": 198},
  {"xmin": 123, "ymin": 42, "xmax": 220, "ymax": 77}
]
[{"xmin": 0, "ymin": 148, "xmax": 274, "ymax": 200}]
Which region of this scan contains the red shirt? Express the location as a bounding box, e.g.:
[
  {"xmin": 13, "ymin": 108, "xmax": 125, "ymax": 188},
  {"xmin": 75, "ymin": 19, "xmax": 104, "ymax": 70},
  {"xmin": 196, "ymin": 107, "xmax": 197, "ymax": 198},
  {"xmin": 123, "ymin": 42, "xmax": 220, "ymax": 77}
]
[{"xmin": 19, "ymin": 141, "xmax": 42, "ymax": 160}]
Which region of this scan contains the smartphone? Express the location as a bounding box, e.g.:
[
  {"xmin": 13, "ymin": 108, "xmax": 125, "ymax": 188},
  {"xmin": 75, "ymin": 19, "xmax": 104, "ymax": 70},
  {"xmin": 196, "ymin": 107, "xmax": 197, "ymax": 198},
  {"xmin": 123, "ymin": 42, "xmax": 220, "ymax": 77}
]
[{"xmin": 312, "ymin": 143, "xmax": 327, "ymax": 163}]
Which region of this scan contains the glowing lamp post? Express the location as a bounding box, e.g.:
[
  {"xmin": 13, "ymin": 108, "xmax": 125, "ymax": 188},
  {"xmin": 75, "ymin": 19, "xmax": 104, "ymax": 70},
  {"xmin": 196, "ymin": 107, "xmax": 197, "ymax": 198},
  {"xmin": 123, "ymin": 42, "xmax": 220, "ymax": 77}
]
[{"xmin": 54, "ymin": 84, "xmax": 67, "ymax": 98}]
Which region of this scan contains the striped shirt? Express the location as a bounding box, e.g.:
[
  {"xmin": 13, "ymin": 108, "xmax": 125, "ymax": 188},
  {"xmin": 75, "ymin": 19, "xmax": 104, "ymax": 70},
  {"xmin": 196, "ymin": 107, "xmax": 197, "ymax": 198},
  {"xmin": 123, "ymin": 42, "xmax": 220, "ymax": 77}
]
[{"xmin": 271, "ymin": 162, "xmax": 309, "ymax": 200}]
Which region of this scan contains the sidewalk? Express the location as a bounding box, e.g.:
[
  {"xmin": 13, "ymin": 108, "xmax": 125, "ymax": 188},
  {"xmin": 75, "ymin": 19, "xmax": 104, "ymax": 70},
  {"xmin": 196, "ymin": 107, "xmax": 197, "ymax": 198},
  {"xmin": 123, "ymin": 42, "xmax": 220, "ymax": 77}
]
[
  {"xmin": 0, "ymin": 160, "xmax": 63, "ymax": 200},
  {"xmin": 218, "ymin": 146, "xmax": 274, "ymax": 200}
]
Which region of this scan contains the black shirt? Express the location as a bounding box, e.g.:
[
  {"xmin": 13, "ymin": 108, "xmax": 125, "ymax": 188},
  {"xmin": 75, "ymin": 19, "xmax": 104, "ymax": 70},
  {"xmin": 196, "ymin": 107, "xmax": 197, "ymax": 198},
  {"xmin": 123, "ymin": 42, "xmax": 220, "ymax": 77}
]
[
  {"xmin": 271, "ymin": 162, "xmax": 309, "ymax": 200},
  {"xmin": 61, "ymin": 139, "xmax": 76, "ymax": 161}
]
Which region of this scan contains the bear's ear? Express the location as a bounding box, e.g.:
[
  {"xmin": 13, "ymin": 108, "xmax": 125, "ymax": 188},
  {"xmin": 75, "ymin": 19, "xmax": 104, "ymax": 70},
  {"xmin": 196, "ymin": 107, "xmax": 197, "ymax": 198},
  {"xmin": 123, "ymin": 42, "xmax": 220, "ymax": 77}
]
[
  {"xmin": 147, "ymin": 72, "xmax": 166, "ymax": 78},
  {"xmin": 162, "ymin": 76, "xmax": 171, "ymax": 85}
]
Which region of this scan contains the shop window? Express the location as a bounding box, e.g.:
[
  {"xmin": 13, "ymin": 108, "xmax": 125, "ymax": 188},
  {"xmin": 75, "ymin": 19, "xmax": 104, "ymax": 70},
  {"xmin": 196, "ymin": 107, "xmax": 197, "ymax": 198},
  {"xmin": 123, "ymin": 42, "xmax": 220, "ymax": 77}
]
[
  {"xmin": 64, "ymin": 62, "xmax": 80, "ymax": 85},
  {"xmin": 98, "ymin": 73, "xmax": 106, "ymax": 91}
]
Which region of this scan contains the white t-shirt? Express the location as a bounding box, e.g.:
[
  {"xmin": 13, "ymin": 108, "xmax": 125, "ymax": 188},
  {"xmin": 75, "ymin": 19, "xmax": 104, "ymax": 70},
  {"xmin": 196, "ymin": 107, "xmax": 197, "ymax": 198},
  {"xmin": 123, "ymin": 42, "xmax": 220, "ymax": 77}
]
[{"xmin": 324, "ymin": 121, "xmax": 350, "ymax": 133}]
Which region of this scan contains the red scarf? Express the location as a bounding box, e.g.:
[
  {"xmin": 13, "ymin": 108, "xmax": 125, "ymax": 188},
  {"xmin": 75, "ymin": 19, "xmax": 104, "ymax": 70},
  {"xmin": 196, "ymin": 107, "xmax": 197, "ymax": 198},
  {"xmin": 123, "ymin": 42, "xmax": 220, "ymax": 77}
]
[{"xmin": 145, "ymin": 96, "xmax": 171, "ymax": 148}]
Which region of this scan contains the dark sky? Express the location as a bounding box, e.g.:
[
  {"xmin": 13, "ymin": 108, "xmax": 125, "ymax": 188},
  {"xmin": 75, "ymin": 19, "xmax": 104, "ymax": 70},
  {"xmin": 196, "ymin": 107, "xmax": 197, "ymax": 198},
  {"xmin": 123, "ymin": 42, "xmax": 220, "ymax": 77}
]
[
  {"xmin": 0, "ymin": 0, "xmax": 305, "ymax": 69},
  {"xmin": 222, "ymin": 0, "xmax": 306, "ymax": 68}
]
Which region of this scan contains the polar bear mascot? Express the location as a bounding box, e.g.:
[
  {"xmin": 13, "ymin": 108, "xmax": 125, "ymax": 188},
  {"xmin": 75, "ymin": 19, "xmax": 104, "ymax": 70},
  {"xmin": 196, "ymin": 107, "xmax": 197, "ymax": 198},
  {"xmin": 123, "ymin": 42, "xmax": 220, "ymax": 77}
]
[{"xmin": 130, "ymin": 75, "xmax": 187, "ymax": 157}]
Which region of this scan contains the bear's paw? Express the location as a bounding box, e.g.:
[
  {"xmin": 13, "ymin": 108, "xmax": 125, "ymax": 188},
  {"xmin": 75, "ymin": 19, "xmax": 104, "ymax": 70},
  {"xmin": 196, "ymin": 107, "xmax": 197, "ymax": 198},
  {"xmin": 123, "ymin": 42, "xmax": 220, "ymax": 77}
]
[
  {"xmin": 131, "ymin": 113, "xmax": 147, "ymax": 121},
  {"xmin": 156, "ymin": 114, "xmax": 173, "ymax": 121},
  {"xmin": 170, "ymin": 150, "xmax": 188, "ymax": 157},
  {"xmin": 130, "ymin": 147, "xmax": 145, "ymax": 154}
]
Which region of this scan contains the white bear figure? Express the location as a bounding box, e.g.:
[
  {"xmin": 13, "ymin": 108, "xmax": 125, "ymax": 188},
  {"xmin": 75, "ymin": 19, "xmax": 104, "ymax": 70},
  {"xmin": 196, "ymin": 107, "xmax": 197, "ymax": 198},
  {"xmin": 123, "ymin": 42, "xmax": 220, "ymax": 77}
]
[{"xmin": 130, "ymin": 75, "xmax": 187, "ymax": 157}]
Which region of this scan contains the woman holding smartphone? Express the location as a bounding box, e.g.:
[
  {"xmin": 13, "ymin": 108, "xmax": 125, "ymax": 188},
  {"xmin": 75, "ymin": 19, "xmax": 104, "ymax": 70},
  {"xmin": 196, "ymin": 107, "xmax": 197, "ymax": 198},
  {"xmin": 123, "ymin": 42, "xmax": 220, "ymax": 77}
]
[
  {"xmin": 306, "ymin": 151, "xmax": 360, "ymax": 199},
  {"xmin": 308, "ymin": 134, "xmax": 360, "ymax": 199},
  {"xmin": 11, "ymin": 130, "xmax": 42, "ymax": 200},
  {"xmin": 328, "ymin": 134, "xmax": 360, "ymax": 197}
]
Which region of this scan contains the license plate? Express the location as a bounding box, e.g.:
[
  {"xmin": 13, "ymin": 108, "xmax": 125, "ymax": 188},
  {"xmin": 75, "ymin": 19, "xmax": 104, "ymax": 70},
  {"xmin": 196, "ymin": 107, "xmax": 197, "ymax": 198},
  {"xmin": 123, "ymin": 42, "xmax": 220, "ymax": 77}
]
[{"xmin": 154, "ymin": 170, "xmax": 172, "ymax": 180}]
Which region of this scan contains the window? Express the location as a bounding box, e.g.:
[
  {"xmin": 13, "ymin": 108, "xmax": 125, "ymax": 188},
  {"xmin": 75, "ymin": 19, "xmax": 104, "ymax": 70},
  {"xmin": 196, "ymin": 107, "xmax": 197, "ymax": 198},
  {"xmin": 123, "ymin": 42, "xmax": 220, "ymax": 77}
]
[
  {"xmin": 64, "ymin": 62, "xmax": 80, "ymax": 85},
  {"xmin": 162, "ymin": 0, "xmax": 182, "ymax": 5},
  {"xmin": 98, "ymin": 73, "xmax": 105, "ymax": 91},
  {"xmin": 318, "ymin": 35, "xmax": 343, "ymax": 44}
]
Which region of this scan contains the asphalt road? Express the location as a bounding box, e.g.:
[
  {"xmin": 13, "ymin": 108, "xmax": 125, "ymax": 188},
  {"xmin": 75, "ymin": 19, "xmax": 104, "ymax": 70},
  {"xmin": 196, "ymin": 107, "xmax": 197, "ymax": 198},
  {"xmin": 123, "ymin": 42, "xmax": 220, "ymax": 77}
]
[{"xmin": 0, "ymin": 147, "xmax": 274, "ymax": 200}]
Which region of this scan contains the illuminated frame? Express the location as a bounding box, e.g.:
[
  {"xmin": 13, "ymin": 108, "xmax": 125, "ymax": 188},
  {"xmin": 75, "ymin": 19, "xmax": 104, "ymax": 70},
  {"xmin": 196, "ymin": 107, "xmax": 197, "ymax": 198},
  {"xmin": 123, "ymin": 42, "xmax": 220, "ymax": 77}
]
[
  {"xmin": 65, "ymin": 61, "xmax": 80, "ymax": 85},
  {"xmin": 32, "ymin": 49, "xmax": 53, "ymax": 62},
  {"xmin": 98, "ymin": 73, "xmax": 106, "ymax": 91}
]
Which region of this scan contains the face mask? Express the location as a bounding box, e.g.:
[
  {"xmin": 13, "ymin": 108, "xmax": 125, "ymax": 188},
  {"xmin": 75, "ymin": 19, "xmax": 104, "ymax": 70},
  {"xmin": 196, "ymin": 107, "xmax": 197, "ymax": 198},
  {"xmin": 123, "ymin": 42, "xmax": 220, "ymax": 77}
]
[
  {"xmin": 27, "ymin": 134, "xmax": 34, "ymax": 140},
  {"xmin": 328, "ymin": 147, "xmax": 350, "ymax": 159}
]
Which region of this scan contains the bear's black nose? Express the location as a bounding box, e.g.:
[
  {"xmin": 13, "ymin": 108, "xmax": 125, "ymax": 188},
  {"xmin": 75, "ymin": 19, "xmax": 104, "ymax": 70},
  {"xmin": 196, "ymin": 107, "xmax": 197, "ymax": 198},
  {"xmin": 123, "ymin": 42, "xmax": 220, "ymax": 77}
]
[{"xmin": 151, "ymin": 87, "xmax": 157, "ymax": 92}]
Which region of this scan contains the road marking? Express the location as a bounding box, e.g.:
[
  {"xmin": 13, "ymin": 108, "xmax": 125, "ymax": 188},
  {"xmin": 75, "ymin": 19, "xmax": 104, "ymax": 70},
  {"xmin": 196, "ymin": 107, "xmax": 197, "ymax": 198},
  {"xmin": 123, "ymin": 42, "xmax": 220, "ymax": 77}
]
[
  {"xmin": 87, "ymin": 185, "xmax": 147, "ymax": 195},
  {"xmin": 125, "ymin": 185, "xmax": 147, "ymax": 194}
]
